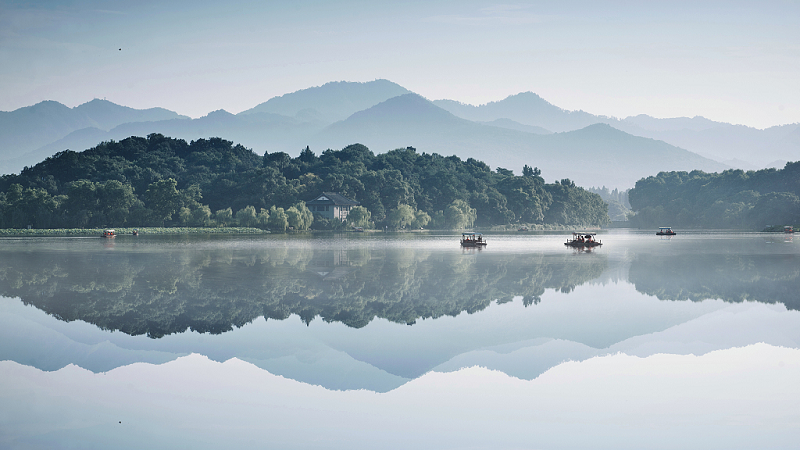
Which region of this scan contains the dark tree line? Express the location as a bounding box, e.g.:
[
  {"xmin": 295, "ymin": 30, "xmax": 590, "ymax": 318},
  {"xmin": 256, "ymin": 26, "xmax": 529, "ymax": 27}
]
[
  {"xmin": 628, "ymin": 162, "xmax": 800, "ymax": 229},
  {"xmin": 0, "ymin": 134, "xmax": 609, "ymax": 229}
]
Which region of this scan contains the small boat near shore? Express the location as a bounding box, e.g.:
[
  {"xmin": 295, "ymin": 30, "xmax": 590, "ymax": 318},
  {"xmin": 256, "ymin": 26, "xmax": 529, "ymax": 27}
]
[
  {"xmin": 102, "ymin": 229, "xmax": 115, "ymax": 238},
  {"xmin": 656, "ymin": 227, "xmax": 676, "ymax": 236},
  {"xmin": 461, "ymin": 232, "xmax": 487, "ymax": 247},
  {"xmin": 565, "ymin": 232, "xmax": 601, "ymax": 248}
]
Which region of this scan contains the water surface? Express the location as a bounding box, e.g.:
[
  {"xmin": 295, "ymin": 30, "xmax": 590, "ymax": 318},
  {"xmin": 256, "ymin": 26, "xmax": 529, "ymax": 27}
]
[{"xmin": 1, "ymin": 230, "xmax": 798, "ymax": 448}]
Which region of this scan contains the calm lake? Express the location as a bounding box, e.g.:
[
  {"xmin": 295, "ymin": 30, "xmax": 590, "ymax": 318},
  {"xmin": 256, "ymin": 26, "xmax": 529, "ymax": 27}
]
[{"xmin": 1, "ymin": 230, "xmax": 799, "ymax": 449}]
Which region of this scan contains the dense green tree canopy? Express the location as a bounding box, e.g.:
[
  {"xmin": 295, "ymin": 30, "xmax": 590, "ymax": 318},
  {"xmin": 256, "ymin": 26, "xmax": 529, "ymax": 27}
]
[
  {"xmin": 628, "ymin": 163, "xmax": 800, "ymax": 229},
  {"xmin": 0, "ymin": 134, "xmax": 609, "ymax": 229}
]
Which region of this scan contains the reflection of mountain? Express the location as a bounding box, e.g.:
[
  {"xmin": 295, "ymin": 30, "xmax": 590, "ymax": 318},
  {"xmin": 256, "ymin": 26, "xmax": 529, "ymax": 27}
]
[
  {"xmin": 628, "ymin": 251, "xmax": 800, "ymax": 310},
  {"xmin": 3, "ymin": 235, "xmax": 798, "ymax": 392},
  {"xmin": 0, "ymin": 239, "xmax": 606, "ymax": 338}
]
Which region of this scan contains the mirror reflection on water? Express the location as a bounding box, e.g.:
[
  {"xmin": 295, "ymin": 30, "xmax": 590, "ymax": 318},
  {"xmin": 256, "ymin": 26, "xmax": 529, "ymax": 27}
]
[{"xmin": 1, "ymin": 230, "xmax": 798, "ymax": 392}]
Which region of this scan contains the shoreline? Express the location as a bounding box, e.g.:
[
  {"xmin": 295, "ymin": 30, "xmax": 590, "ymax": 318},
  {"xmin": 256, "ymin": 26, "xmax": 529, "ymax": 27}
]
[
  {"xmin": 0, "ymin": 227, "xmax": 270, "ymax": 237},
  {"xmin": 0, "ymin": 225, "xmax": 782, "ymax": 237}
]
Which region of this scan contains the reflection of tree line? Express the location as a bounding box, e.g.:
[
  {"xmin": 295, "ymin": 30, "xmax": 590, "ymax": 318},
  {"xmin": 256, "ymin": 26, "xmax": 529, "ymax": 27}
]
[
  {"xmin": 628, "ymin": 252, "xmax": 800, "ymax": 310},
  {"xmin": 0, "ymin": 246, "xmax": 606, "ymax": 338}
]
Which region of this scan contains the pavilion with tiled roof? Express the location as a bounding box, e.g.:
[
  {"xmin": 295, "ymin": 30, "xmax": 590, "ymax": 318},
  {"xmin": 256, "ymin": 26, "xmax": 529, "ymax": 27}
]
[{"xmin": 306, "ymin": 192, "xmax": 360, "ymax": 221}]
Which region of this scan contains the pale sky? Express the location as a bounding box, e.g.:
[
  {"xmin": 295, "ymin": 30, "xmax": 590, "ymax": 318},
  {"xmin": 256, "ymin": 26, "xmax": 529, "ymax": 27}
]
[{"xmin": 1, "ymin": 0, "xmax": 798, "ymax": 129}]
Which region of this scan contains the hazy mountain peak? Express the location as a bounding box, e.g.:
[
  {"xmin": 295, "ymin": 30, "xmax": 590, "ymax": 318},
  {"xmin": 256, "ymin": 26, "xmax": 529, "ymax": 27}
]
[
  {"xmin": 316, "ymin": 93, "xmax": 472, "ymax": 154},
  {"xmin": 0, "ymin": 98, "xmax": 186, "ymax": 167},
  {"xmin": 73, "ymin": 98, "xmax": 184, "ymax": 117},
  {"xmin": 493, "ymin": 91, "xmax": 554, "ymax": 107},
  {"xmin": 76, "ymin": 98, "xmax": 118, "ymax": 107},
  {"xmin": 73, "ymin": 99, "xmax": 134, "ymax": 116},
  {"xmin": 240, "ymin": 79, "xmax": 411, "ymax": 123},
  {"xmin": 434, "ymin": 91, "xmax": 600, "ymax": 132},
  {"xmin": 565, "ymin": 123, "xmax": 636, "ymax": 140},
  {"xmin": 573, "ymin": 122, "xmax": 616, "ymax": 132},
  {"xmin": 205, "ymin": 109, "xmax": 234, "ymax": 118},
  {"xmin": 7, "ymin": 100, "xmax": 71, "ymax": 115},
  {"xmin": 623, "ymin": 114, "xmax": 728, "ymax": 132},
  {"xmin": 343, "ymin": 93, "xmax": 461, "ymax": 124}
]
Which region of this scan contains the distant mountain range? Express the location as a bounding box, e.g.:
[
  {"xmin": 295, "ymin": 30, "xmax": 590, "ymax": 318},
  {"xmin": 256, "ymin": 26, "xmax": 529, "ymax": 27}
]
[
  {"xmin": 1, "ymin": 79, "xmax": 797, "ymax": 188},
  {"xmin": 0, "ymin": 99, "xmax": 186, "ymax": 157},
  {"xmin": 311, "ymin": 94, "xmax": 726, "ymax": 187},
  {"xmin": 433, "ymin": 93, "xmax": 799, "ymax": 169}
]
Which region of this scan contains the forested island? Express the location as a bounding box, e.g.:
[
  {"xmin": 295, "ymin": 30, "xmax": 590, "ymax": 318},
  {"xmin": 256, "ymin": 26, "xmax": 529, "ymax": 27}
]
[
  {"xmin": 0, "ymin": 133, "xmax": 609, "ymax": 230},
  {"xmin": 628, "ymin": 163, "xmax": 800, "ymax": 229}
]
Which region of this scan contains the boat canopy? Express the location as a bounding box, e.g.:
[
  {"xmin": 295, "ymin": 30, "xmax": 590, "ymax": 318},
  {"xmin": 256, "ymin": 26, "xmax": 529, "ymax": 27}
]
[
  {"xmin": 462, "ymin": 232, "xmax": 482, "ymax": 237},
  {"xmin": 572, "ymin": 232, "xmax": 596, "ymax": 236},
  {"xmin": 659, "ymin": 227, "xmax": 673, "ymax": 230}
]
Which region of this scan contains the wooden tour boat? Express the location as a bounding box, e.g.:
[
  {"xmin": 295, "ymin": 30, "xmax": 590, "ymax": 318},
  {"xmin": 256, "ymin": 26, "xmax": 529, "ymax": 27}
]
[
  {"xmin": 656, "ymin": 227, "xmax": 676, "ymax": 236},
  {"xmin": 461, "ymin": 232, "xmax": 487, "ymax": 247},
  {"xmin": 565, "ymin": 232, "xmax": 601, "ymax": 248}
]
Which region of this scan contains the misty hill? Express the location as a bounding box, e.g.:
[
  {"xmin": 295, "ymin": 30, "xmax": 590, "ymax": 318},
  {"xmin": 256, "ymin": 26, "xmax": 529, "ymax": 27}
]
[
  {"xmin": 0, "ymin": 99, "xmax": 186, "ymax": 160},
  {"xmin": 313, "ymin": 94, "xmax": 727, "ymax": 188},
  {"xmin": 239, "ymin": 79, "xmax": 411, "ymax": 123},
  {"xmin": 623, "ymin": 114, "xmax": 728, "ymax": 132},
  {"xmin": 109, "ymin": 109, "xmax": 325, "ymax": 148},
  {"xmin": 0, "ymin": 81, "xmax": 411, "ymax": 175},
  {"xmin": 478, "ymin": 118, "xmax": 551, "ymax": 135},
  {"xmin": 0, "ymin": 108, "xmax": 329, "ymax": 175},
  {"xmin": 623, "ymin": 121, "xmax": 800, "ymax": 169},
  {"xmin": 540, "ymin": 124, "xmax": 728, "ymax": 187},
  {"xmin": 434, "ymin": 93, "xmax": 604, "ymax": 133},
  {"xmin": 434, "ymin": 94, "xmax": 800, "ymax": 168},
  {"xmin": 7, "ymin": 79, "xmax": 788, "ymax": 185}
]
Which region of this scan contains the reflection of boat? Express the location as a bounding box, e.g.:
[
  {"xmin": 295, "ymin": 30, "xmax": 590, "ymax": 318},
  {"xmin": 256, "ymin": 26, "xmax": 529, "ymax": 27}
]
[
  {"xmin": 656, "ymin": 227, "xmax": 676, "ymax": 236},
  {"xmin": 461, "ymin": 232, "xmax": 487, "ymax": 247},
  {"xmin": 565, "ymin": 232, "xmax": 601, "ymax": 248},
  {"xmin": 102, "ymin": 229, "xmax": 115, "ymax": 238}
]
